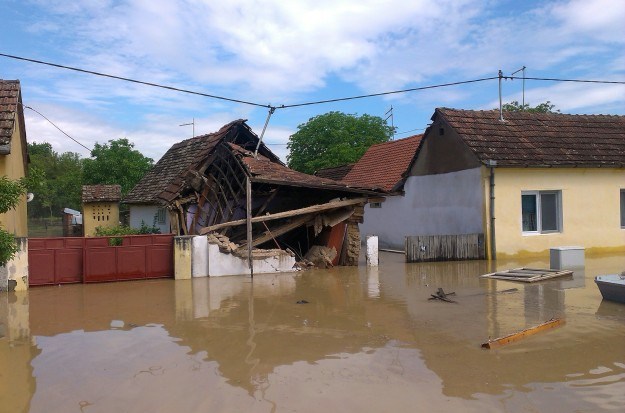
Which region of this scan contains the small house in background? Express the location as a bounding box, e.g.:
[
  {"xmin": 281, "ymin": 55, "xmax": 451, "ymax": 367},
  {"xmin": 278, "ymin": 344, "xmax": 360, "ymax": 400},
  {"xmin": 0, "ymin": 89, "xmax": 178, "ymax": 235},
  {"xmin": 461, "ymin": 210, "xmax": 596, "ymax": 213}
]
[
  {"xmin": 62, "ymin": 207, "xmax": 83, "ymax": 236},
  {"xmin": 341, "ymin": 134, "xmax": 423, "ymax": 250},
  {"xmin": 82, "ymin": 184, "xmax": 121, "ymax": 236},
  {"xmin": 0, "ymin": 79, "xmax": 29, "ymax": 291}
]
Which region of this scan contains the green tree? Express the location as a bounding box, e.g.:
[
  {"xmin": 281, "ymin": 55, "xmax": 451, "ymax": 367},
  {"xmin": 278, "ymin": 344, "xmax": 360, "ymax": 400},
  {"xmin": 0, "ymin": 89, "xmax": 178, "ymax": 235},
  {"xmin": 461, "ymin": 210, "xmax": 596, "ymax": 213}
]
[
  {"xmin": 27, "ymin": 142, "xmax": 83, "ymax": 218},
  {"xmin": 0, "ymin": 176, "xmax": 26, "ymax": 265},
  {"xmin": 502, "ymin": 100, "xmax": 559, "ymax": 113},
  {"xmin": 82, "ymin": 138, "xmax": 153, "ymax": 196},
  {"xmin": 287, "ymin": 111, "xmax": 395, "ymax": 174}
]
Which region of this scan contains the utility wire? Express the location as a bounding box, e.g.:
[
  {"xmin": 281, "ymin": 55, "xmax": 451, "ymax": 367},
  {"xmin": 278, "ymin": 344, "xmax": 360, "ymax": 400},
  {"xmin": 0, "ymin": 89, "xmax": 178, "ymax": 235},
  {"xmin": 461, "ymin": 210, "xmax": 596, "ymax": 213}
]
[
  {"xmin": 507, "ymin": 75, "xmax": 625, "ymax": 84},
  {"xmin": 0, "ymin": 52, "xmax": 271, "ymax": 109},
  {"xmin": 279, "ymin": 77, "xmax": 500, "ymax": 108},
  {"xmin": 3, "ymin": 53, "xmax": 623, "ymax": 112},
  {"xmin": 20, "ymin": 103, "xmax": 93, "ymax": 152}
]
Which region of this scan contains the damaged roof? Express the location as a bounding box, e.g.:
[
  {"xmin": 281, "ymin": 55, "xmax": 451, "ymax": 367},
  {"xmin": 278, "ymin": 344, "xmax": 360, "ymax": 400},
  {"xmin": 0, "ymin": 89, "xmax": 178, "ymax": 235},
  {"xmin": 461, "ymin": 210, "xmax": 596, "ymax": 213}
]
[
  {"xmin": 343, "ymin": 134, "xmax": 423, "ymax": 192},
  {"xmin": 82, "ymin": 184, "xmax": 122, "ymax": 203},
  {"xmin": 230, "ymin": 143, "xmax": 380, "ymax": 195},
  {"xmin": 124, "ymin": 120, "xmax": 279, "ymax": 204},
  {"xmin": 436, "ymin": 108, "xmax": 625, "ymax": 167}
]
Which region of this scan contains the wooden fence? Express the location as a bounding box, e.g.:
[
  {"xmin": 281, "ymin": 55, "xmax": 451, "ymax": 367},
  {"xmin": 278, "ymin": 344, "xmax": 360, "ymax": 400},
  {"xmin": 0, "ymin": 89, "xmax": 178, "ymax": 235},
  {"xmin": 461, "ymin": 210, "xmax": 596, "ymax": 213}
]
[{"xmin": 405, "ymin": 233, "xmax": 485, "ymax": 262}]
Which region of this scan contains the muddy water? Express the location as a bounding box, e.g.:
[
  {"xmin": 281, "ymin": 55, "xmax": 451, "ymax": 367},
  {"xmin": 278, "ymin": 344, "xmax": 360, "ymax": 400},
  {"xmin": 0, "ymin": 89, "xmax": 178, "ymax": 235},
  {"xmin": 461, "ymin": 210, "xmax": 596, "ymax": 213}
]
[{"xmin": 1, "ymin": 253, "xmax": 624, "ymax": 413}]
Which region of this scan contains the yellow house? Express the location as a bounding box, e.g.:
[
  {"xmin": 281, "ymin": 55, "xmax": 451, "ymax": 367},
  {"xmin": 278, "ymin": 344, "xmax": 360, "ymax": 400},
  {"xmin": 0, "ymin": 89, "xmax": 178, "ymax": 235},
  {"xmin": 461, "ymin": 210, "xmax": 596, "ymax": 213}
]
[
  {"xmin": 407, "ymin": 108, "xmax": 625, "ymax": 259},
  {"xmin": 82, "ymin": 184, "xmax": 121, "ymax": 236},
  {"xmin": 1, "ymin": 79, "xmax": 29, "ymax": 292},
  {"xmin": 0, "ymin": 79, "xmax": 28, "ymax": 237}
]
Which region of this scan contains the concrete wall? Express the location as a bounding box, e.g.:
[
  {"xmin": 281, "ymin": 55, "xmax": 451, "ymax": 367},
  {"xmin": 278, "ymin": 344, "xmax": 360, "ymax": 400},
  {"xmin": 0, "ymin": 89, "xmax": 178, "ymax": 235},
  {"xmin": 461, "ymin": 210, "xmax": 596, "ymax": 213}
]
[
  {"xmin": 129, "ymin": 204, "xmax": 170, "ymax": 234},
  {"xmin": 360, "ymin": 168, "xmax": 484, "ymax": 250},
  {"xmin": 0, "ymin": 116, "xmax": 28, "ymax": 237},
  {"xmin": 0, "ymin": 237, "xmax": 28, "ymax": 291},
  {"xmin": 83, "ymin": 202, "xmax": 120, "ymax": 236},
  {"xmin": 493, "ymin": 168, "xmax": 625, "ymax": 258},
  {"xmin": 174, "ymin": 235, "xmax": 297, "ymax": 278}
]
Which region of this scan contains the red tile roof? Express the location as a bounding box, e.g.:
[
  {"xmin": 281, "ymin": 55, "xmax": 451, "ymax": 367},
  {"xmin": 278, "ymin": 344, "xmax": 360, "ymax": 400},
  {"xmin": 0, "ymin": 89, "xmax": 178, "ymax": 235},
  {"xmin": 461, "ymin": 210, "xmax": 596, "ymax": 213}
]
[
  {"xmin": 0, "ymin": 80, "xmax": 21, "ymax": 145},
  {"xmin": 436, "ymin": 108, "xmax": 625, "ymax": 167},
  {"xmin": 82, "ymin": 185, "xmax": 122, "ymax": 203},
  {"xmin": 342, "ymin": 135, "xmax": 423, "ymax": 192}
]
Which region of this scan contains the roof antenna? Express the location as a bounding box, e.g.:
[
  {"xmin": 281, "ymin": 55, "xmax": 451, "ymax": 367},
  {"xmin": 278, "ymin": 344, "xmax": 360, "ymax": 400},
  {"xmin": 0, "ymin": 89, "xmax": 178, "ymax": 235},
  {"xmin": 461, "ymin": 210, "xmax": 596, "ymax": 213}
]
[
  {"xmin": 385, "ymin": 106, "xmax": 394, "ymax": 139},
  {"xmin": 498, "ymin": 70, "xmax": 505, "ymax": 122},
  {"xmin": 511, "ymin": 66, "xmax": 527, "ymax": 109},
  {"xmin": 180, "ymin": 118, "xmax": 195, "ymax": 138}
]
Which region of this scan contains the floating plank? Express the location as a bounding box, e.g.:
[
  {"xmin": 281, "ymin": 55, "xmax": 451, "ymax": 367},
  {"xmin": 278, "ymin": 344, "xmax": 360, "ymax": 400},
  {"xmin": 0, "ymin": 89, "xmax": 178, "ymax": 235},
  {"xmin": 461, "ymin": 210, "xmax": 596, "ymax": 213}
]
[
  {"xmin": 481, "ymin": 267, "xmax": 573, "ymax": 283},
  {"xmin": 482, "ymin": 318, "xmax": 565, "ymax": 349}
]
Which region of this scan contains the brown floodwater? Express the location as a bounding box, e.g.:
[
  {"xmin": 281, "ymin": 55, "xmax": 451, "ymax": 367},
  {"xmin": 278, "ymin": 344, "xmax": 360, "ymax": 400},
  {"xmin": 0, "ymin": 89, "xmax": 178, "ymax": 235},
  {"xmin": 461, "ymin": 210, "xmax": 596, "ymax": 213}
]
[{"xmin": 1, "ymin": 252, "xmax": 624, "ymax": 413}]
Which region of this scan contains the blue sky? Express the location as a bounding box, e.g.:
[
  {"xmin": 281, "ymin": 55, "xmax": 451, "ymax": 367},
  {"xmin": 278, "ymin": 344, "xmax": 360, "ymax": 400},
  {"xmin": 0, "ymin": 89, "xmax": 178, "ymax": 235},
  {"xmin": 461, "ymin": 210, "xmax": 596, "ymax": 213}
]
[{"xmin": 1, "ymin": 0, "xmax": 624, "ymax": 162}]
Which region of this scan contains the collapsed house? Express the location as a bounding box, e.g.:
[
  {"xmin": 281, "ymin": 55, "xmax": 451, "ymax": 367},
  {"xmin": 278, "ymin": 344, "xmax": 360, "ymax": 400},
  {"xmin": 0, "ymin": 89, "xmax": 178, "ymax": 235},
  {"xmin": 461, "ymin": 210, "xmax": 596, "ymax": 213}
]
[{"xmin": 125, "ymin": 120, "xmax": 383, "ymax": 272}]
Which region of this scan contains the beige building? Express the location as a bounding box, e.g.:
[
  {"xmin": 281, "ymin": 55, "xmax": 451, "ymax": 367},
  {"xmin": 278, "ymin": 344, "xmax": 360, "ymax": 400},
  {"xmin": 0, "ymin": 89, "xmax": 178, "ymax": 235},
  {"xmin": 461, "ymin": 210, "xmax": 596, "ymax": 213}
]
[
  {"xmin": 1, "ymin": 80, "xmax": 29, "ymax": 291},
  {"xmin": 82, "ymin": 184, "xmax": 122, "ymax": 236}
]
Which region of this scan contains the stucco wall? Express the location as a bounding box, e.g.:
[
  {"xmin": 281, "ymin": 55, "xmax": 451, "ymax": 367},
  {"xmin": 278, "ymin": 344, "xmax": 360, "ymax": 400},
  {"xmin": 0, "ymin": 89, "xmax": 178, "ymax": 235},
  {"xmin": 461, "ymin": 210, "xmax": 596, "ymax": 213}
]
[
  {"xmin": 0, "ymin": 237, "xmax": 28, "ymax": 291},
  {"xmin": 493, "ymin": 168, "xmax": 625, "ymax": 257},
  {"xmin": 129, "ymin": 204, "xmax": 170, "ymax": 234},
  {"xmin": 360, "ymin": 168, "xmax": 484, "ymax": 250},
  {"xmin": 83, "ymin": 202, "xmax": 120, "ymax": 236},
  {"xmin": 0, "ymin": 120, "xmax": 28, "ymax": 237}
]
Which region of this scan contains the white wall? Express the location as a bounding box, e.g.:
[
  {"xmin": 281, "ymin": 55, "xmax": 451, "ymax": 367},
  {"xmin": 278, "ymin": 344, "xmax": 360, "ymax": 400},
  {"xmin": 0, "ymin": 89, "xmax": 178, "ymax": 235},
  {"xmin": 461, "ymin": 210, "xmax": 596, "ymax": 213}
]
[
  {"xmin": 360, "ymin": 168, "xmax": 484, "ymax": 250},
  {"xmin": 129, "ymin": 205, "xmax": 170, "ymax": 234}
]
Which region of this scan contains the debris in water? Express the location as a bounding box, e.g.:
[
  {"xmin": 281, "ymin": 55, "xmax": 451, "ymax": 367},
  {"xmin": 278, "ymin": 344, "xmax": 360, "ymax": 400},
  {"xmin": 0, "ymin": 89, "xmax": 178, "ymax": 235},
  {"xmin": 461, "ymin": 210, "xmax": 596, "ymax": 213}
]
[
  {"xmin": 428, "ymin": 288, "xmax": 457, "ymax": 303},
  {"xmin": 296, "ymin": 300, "xmax": 309, "ymax": 304},
  {"xmin": 481, "ymin": 318, "xmax": 565, "ymax": 349}
]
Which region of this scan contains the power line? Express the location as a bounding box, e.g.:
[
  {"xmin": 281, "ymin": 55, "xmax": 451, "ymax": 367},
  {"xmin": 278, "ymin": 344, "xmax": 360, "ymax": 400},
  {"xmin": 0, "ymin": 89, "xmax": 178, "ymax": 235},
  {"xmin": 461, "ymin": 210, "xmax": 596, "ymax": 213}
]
[
  {"xmin": 279, "ymin": 77, "xmax": 500, "ymax": 108},
  {"xmin": 0, "ymin": 52, "xmax": 270, "ymax": 108},
  {"xmin": 507, "ymin": 75, "xmax": 625, "ymax": 84},
  {"xmin": 20, "ymin": 103, "xmax": 93, "ymax": 152}
]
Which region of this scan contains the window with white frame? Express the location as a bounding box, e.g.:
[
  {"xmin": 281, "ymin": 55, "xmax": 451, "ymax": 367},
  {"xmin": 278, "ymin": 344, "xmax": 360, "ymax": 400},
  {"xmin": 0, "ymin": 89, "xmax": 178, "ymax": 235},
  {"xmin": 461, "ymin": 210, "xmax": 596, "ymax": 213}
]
[
  {"xmin": 370, "ymin": 202, "xmax": 382, "ymax": 208},
  {"xmin": 521, "ymin": 191, "xmax": 561, "ymax": 233},
  {"xmin": 621, "ymin": 189, "xmax": 625, "ymax": 228}
]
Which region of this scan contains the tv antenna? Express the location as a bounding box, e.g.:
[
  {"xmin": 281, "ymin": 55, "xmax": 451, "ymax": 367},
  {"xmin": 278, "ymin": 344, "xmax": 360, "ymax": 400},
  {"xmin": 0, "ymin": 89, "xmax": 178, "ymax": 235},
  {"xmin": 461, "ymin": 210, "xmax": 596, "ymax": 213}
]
[
  {"xmin": 511, "ymin": 66, "xmax": 527, "ymax": 108},
  {"xmin": 180, "ymin": 118, "xmax": 195, "ymax": 138},
  {"xmin": 385, "ymin": 106, "xmax": 394, "ymax": 139}
]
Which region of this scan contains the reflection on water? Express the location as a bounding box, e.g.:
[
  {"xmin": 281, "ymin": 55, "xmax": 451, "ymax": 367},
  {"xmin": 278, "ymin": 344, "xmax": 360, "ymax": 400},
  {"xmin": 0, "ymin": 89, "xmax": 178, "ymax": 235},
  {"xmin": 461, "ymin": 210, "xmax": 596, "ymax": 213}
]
[{"xmin": 1, "ymin": 253, "xmax": 624, "ymax": 412}]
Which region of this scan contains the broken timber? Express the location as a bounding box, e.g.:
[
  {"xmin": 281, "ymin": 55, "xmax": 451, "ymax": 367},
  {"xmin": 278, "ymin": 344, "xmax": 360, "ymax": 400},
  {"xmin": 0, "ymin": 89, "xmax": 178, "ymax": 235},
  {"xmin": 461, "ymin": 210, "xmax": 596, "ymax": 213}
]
[
  {"xmin": 199, "ymin": 197, "xmax": 379, "ymax": 234},
  {"xmin": 481, "ymin": 318, "xmax": 565, "ymax": 349},
  {"xmin": 480, "ymin": 267, "xmax": 573, "ymax": 283},
  {"xmin": 428, "ymin": 288, "xmax": 457, "ymax": 303}
]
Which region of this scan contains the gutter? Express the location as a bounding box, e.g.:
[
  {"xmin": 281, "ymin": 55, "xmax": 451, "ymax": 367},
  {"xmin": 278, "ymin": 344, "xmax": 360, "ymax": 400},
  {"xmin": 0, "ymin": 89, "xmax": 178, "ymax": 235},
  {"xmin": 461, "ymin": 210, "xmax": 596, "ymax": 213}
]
[{"xmin": 485, "ymin": 160, "xmax": 497, "ymax": 260}]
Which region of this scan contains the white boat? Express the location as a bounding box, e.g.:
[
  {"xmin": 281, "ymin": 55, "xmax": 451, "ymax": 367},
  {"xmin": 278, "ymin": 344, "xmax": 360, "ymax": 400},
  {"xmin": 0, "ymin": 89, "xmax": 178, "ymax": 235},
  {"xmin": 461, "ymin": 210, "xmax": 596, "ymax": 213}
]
[{"xmin": 594, "ymin": 273, "xmax": 625, "ymax": 304}]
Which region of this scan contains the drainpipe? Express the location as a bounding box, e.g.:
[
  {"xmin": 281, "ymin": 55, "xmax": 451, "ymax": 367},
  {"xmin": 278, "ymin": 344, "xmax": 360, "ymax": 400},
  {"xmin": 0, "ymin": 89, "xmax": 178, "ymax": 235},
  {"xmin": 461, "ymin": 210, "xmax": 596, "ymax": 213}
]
[{"xmin": 486, "ymin": 160, "xmax": 497, "ymax": 260}]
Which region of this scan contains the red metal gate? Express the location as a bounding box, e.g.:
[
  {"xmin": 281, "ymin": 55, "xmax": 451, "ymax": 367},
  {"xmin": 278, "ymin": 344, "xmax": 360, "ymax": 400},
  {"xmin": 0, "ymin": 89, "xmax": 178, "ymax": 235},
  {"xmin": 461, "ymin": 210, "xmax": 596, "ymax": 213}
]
[{"xmin": 28, "ymin": 234, "xmax": 174, "ymax": 286}]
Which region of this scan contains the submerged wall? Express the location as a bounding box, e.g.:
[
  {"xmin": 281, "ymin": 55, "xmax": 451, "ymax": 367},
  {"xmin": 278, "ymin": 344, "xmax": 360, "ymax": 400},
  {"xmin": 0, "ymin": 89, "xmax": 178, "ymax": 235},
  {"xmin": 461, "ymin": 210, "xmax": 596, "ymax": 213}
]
[
  {"xmin": 174, "ymin": 235, "xmax": 297, "ymax": 278},
  {"xmin": 0, "ymin": 237, "xmax": 28, "ymax": 291}
]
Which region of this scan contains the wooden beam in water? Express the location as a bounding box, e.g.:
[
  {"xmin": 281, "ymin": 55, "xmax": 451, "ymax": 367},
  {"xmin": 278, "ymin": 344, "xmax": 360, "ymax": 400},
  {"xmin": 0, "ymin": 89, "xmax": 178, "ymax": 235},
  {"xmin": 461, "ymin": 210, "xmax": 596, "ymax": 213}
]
[{"xmin": 481, "ymin": 318, "xmax": 565, "ymax": 349}]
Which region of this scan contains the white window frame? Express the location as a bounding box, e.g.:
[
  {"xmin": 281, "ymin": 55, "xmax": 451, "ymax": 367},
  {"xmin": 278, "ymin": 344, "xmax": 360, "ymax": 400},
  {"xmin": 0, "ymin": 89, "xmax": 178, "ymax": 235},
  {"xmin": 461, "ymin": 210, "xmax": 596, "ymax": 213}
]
[
  {"xmin": 620, "ymin": 189, "xmax": 625, "ymax": 229},
  {"xmin": 521, "ymin": 190, "xmax": 562, "ymax": 234}
]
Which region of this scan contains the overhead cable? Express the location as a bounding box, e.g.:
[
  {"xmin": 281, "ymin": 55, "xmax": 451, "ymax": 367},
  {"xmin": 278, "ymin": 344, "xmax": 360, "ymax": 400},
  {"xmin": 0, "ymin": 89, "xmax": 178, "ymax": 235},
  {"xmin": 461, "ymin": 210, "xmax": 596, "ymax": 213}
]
[
  {"xmin": 279, "ymin": 77, "xmax": 500, "ymax": 108},
  {"xmin": 507, "ymin": 75, "xmax": 625, "ymax": 85},
  {"xmin": 0, "ymin": 52, "xmax": 271, "ymax": 109},
  {"xmin": 20, "ymin": 103, "xmax": 93, "ymax": 152}
]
